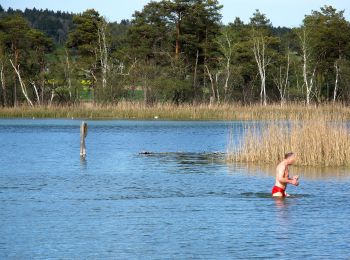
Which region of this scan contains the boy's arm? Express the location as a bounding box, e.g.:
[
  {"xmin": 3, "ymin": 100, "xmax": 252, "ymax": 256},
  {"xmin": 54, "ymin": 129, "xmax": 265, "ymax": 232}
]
[
  {"xmin": 277, "ymin": 167, "xmax": 298, "ymax": 185},
  {"xmin": 278, "ymin": 175, "xmax": 296, "ymax": 185}
]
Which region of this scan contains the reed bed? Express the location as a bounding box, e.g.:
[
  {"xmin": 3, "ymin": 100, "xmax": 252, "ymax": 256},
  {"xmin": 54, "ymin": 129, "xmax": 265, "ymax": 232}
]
[
  {"xmin": 1, "ymin": 102, "xmax": 350, "ymax": 121},
  {"xmin": 2, "ymin": 102, "xmax": 350, "ymax": 166},
  {"xmin": 227, "ymin": 119, "xmax": 350, "ymax": 166}
]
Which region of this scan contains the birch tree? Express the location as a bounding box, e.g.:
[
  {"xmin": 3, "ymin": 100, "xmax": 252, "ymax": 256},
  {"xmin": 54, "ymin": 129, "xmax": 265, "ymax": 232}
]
[
  {"xmin": 302, "ymin": 5, "xmax": 350, "ymax": 103},
  {"xmin": 27, "ymin": 29, "xmax": 53, "ymax": 105},
  {"xmin": 252, "ymin": 35, "xmax": 271, "ymax": 106},
  {"xmin": 0, "ymin": 57, "xmax": 7, "ymax": 106},
  {"xmin": 273, "ymin": 49, "xmax": 290, "ymax": 105},
  {"xmin": 98, "ymin": 19, "xmax": 109, "ymax": 89},
  {"xmin": 64, "ymin": 48, "xmax": 73, "ymax": 99},
  {"xmin": 9, "ymin": 59, "xmax": 34, "ymax": 107},
  {"xmin": 0, "ymin": 15, "xmax": 32, "ymax": 106},
  {"xmin": 216, "ymin": 27, "xmax": 239, "ymax": 102},
  {"xmin": 205, "ymin": 64, "xmax": 221, "ymax": 103},
  {"xmin": 297, "ymin": 28, "xmax": 316, "ymax": 105},
  {"xmin": 250, "ymin": 10, "xmax": 273, "ymax": 106}
]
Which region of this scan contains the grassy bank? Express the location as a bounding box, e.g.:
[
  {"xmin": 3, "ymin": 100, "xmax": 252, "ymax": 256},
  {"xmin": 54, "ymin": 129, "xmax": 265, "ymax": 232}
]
[
  {"xmin": 227, "ymin": 119, "xmax": 350, "ymax": 166},
  {"xmin": 1, "ymin": 102, "xmax": 350, "ymax": 121}
]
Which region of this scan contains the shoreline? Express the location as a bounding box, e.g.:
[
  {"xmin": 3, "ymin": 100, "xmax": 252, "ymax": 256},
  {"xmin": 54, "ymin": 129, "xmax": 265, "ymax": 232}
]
[{"xmin": 0, "ymin": 103, "xmax": 349, "ymax": 121}]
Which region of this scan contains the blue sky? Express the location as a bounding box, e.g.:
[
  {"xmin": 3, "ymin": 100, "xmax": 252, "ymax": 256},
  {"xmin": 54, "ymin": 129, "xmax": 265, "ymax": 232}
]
[{"xmin": 1, "ymin": 0, "xmax": 349, "ymax": 27}]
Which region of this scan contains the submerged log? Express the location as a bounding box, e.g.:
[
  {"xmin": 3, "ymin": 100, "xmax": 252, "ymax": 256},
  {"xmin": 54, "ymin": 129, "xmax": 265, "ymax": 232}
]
[
  {"xmin": 139, "ymin": 151, "xmax": 226, "ymax": 161},
  {"xmin": 80, "ymin": 121, "xmax": 88, "ymax": 158}
]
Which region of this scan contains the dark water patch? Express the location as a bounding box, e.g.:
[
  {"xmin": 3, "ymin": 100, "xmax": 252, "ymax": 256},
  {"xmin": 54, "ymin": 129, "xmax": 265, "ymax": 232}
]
[
  {"xmin": 288, "ymin": 193, "xmax": 312, "ymax": 198},
  {"xmin": 139, "ymin": 151, "xmax": 226, "ymax": 164},
  {"xmin": 0, "ymin": 186, "xmax": 20, "ymax": 190},
  {"xmin": 241, "ymin": 192, "xmax": 272, "ymax": 198}
]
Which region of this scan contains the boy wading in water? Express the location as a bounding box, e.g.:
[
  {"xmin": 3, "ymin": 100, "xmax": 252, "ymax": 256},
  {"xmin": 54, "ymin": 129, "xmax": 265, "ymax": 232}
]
[{"xmin": 272, "ymin": 152, "xmax": 299, "ymax": 197}]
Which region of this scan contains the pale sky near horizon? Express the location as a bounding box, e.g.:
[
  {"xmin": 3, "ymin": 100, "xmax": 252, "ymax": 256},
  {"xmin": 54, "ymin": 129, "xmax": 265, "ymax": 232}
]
[{"xmin": 1, "ymin": 0, "xmax": 349, "ymax": 27}]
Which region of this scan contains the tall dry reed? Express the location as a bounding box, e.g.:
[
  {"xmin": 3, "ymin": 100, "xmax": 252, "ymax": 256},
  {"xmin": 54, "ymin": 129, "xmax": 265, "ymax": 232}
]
[
  {"xmin": 0, "ymin": 102, "xmax": 350, "ymax": 121},
  {"xmin": 227, "ymin": 119, "xmax": 350, "ymax": 166}
]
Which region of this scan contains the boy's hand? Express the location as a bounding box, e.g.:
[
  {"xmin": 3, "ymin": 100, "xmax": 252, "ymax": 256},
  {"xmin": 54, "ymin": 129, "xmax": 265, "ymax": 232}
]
[{"xmin": 292, "ymin": 175, "xmax": 299, "ymax": 186}]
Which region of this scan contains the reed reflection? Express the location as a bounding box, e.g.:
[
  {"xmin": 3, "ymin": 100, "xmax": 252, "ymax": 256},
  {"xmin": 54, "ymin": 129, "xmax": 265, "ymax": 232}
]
[{"xmin": 227, "ymin": 163, "xmax": 350, "ymax": 180}]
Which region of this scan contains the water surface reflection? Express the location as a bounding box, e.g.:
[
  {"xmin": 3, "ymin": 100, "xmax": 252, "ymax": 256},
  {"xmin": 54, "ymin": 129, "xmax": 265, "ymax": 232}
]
[
  {"xmin": 0, "ymin": 120, "xmax": 349, "ymax": 259},
  {"xmin": 227, "ymin": 162, "xmax": 350, "ymax": 180}
]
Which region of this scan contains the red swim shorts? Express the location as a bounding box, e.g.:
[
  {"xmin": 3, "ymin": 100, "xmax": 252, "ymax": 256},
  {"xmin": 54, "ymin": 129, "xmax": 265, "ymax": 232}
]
[{"xmin": 272, "ymin": 186, "xmax": 286, "ymax": 197}]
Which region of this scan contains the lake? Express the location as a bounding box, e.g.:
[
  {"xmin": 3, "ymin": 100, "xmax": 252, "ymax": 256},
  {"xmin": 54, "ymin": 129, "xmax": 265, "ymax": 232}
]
[{"xmin": 0, "ymin": 119, "xmax": 349, "ymax": 259}]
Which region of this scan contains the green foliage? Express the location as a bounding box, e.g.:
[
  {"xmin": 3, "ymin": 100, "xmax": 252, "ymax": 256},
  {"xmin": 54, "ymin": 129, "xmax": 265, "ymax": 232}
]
[
  {"xmin": 67, "ymin": 9, "xmax": 102, "ymax": 56},
  {"xmin": 0, "ymin": 14, "xmax": 55, "ymax": 106},
  {"xmin": 127, "ymin": 2, "xmax": 170, "ymax": 60},
  {"xmin": 1, "ymin": 6, "xmax": 73, "ymax": 44},
  {"xmin": 0, "ymin": 14, "xmax": 31, "ymax": 58},
  {"xmin": 1, "ymin": 4, "xmax": 350, "ymax": 106},
  {"xmin": 301, "ymin": 5, "xmax": 350, "ymax": 101},
  {"xmin": 125, "ymin": 0, "xmax": 223, "ymax": 102},
  {"xmin": 250, "ymin": 9, "xmax": 272, "ymax": 27},
  {"xmin": 66, "ymin": 9, "xmax": 107, "ymax": 95}
]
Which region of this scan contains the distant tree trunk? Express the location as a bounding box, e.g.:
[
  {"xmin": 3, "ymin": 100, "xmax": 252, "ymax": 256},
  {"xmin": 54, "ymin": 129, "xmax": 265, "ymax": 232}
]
[
  {"xmin": 205, "ymin": 65, "xmax": 221, "ymax": 103},
  {"xmin": 98, "ymin": 21, "xmax": 109, "ymax": 89},
  {"xmin": 175, "ymin": 20, "xmax": 181, "ymax": 58},
  {"xmin": 13, "ymin": 47, "xmax": 19, "ymax": 107},
  {"xmin": 49, "ymin": 89, "xmax": 55, "ymax": 107},
  {"xmin": 0, "ymin": 61, "xmax": 7, "ymax": 106},
  {"xmin": 217, "ymin": 30, "xmax": 235, "ymax": 102},
  {"xmin": 205, "ymin": 65, "xmax": 216, "ymax": 103},
  {"xmin": 223, "ymin": 51, "xmax": 231, "ymax": 102},
  {"xmin": 333, "ymin": 60, "xmax": 340, "ymax": 103},
  {"xmin": 222, "ymin": 33, "xmax": 231, "ymax": 102},
  {"xmin": 13, "ymin": 72, "xmax": 17, "ymax": 106},
  {"xmin": 10, "ymin": 59, "xmax": 34, "ymax": 107},
  {"xmin": 37, "ymin": 54, "xmax": 46, "ymax": 105},
  {"xmin": 64, "ymin": 48, "xmax": 72, "ymax": 99},
  {"xmin": 193, "ymin": 49, "xmax": 199, "ymax": 101},
  {"xmin": 299, "ymin": 29, "xmax": 316, "ymax": 105},
  {"xmin": 273, "ymin": 50, "xmax": 290, "ymax": 106},
  {"xmin": 40, "ymin": 80, "xmax": 44, "ymax": 104},
  {"xmin": 215, "ymin": 72, "xmax": 221, "ymax": 103},
  {"xmin": 174, "ymin": 10, "xmax": 185, "ymax": 59},
  {"xmin": 31, "ymin": 81, "xmax": 41, "ymax": 105},
  {"xmin": 252, "ymin": 36, "xmax": 269, "ymax": 106}
]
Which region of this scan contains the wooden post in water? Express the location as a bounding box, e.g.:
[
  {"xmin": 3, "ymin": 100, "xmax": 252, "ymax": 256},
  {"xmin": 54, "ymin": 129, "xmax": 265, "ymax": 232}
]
[{"xmin": 80, "ymin": 121, "xmax": 88, "ymax": 158}]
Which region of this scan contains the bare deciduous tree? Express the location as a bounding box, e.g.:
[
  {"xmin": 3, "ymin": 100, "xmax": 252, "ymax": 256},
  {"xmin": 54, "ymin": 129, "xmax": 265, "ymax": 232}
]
[
  {"xmin": 205, "ymin": 65, "xmax": 221, "ymax": 104},
  {"xmin": 98, "ymin": 20, "xmax": 109, "ymax": 89},
  {"xmin": 217, "ymin": 30, "xmax": 237, "ymax": 101},
  {"xmin": 49, "ymin": 89, "xmax": 55, "ymax": 107},
  {"xmin": 192, "ymin": 49, "xmax": 199, "ymax": 100},
  {"xmin": 298, "ymin": 28, "xmax": 316, "ymax": 105},
  {"xmin": 252, "ymin": 35, "xmax": 271, "ymax": 106},
  {"xmin": 30, "ymin": 81, "xmax": 41, "ymax": 105},
  {"xmin": 273, "ymin": 50, "xmax": 290, "ymax": 106},
  {"xmin": 0, "ymin": 60, "xmax": 7, "ymax": 106},
  {"xmin": 64, "ymin": 48, "xmax": 72, "ymax": 99},
  {"xmin": 10, "ymin": 59, "xmax": 34, "ymax": 107}
]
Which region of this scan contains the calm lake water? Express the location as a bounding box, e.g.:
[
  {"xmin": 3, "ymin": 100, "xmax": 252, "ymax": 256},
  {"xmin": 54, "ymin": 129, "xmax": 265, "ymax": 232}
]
[{"xmin": 0, "ymin": 119, "xmax": 349, "ymax": 259}]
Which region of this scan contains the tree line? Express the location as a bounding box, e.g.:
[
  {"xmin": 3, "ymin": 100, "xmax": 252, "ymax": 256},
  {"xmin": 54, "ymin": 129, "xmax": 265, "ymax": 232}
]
[{"xmin": 0, "ymin": 1, "xmax": 350, "ymax": 107}]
